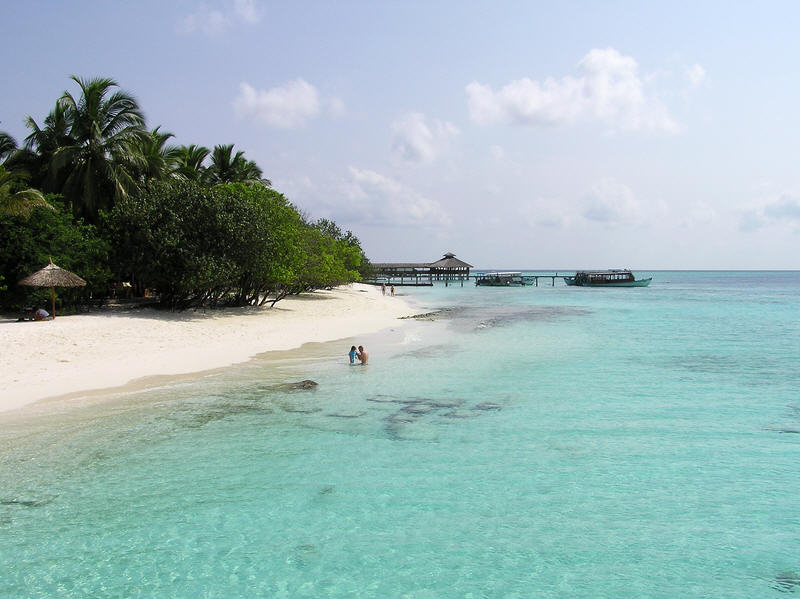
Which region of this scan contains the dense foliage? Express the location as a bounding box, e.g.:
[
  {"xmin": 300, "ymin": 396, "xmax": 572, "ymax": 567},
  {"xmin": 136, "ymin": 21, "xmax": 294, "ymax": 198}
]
[
  {"xmin": 0, "ymin": 75, "xmax": 368, "ymax": 313},
  {"xmin": 108, "ymin": 182, "xmax": 309, "ymax": 309},
  {"xmin": 0, "ymin": 198, "xmax": 110, "ymax": 309}
]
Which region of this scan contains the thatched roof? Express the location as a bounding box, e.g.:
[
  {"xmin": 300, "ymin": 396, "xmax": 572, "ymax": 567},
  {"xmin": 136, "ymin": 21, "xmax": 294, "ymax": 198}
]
[
  {"xmin": 18, "ymin": 260, "xmax": 86, "ymax": 288},
  {"xmin": 428, "ymin": 252, "xmax": 473, "ymax": 269}
]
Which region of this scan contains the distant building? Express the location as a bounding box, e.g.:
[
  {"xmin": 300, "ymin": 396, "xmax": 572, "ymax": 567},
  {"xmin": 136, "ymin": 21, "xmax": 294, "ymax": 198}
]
[
  {"xmin": 370, "ymin": 252, "xmax": 473, "ymax": 285},
  {"xmin": 428, "ymin": 252, "xmax": 473, "ymax": 281}
]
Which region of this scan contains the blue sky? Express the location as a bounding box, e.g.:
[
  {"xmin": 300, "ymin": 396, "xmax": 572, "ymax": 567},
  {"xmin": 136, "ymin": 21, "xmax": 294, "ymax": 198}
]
[{"xmin": 4, "ymin": 1, "xmax": 800, "ymax": 268}]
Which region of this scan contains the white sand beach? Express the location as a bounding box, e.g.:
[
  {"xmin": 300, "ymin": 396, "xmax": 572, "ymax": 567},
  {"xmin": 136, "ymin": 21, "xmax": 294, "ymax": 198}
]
[{"xmin": 0, "ymin": 283, "xmax": 417, "ymax": 414}]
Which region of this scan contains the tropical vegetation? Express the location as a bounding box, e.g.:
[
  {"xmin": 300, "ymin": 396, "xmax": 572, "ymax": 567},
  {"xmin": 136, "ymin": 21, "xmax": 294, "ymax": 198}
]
[{"xmin": 0, "ymin": 75, "xmax": 371, "ymax": 313}]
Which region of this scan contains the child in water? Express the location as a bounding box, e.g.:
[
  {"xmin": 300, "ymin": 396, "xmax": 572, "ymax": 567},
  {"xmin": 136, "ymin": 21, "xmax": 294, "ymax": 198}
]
[{"xmin": 348, "ymin": 345, "xmax": 358, "ymax": 364}]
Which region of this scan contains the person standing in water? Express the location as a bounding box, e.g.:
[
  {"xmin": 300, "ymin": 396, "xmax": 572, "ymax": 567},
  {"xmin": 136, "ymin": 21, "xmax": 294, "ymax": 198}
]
[
  {"xmin": 357, "ymin": 345, "xmax": 369, "ymax": 365},
  {"xmin": 348, "ymin": 345, "xmax": 358, "ymax": 364}
]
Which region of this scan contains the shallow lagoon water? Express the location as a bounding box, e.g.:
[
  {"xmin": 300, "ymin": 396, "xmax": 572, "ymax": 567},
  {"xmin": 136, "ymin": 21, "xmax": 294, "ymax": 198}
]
[{"xmin": 1, "ymin": 272, "xmax": 799, "ymax": 597}]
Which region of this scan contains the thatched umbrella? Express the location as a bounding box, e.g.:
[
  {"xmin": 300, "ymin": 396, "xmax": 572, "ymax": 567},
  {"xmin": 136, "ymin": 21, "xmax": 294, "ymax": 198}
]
[{"xmin": 18, "ymin": 258, "xmax": 86, "ymax": 319}]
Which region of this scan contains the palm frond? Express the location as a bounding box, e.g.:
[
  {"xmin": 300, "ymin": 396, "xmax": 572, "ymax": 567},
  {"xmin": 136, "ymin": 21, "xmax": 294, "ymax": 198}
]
[{"xmin": 0, "ymin": 166, "xmax": 54, "ymax": 218}]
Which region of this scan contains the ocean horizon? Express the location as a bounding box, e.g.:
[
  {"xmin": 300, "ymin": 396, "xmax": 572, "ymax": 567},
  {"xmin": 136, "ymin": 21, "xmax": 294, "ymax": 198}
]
[{"xmin": 2, "ymin": 271, "xmax": 798, "ymax": 598}]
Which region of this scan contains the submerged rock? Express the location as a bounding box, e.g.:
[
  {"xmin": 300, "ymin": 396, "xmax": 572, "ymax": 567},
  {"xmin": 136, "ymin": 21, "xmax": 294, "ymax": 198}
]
[
  {"xmin": 772, "ymin": 571, "xmax": 800, "ymax": 592},
  {"xmin": 366, "ymin": 395, "xmax": 400, "ymax": 404},
  {"xmin": 473, "ymin": 402, "xmax": 502, "ymax": 411},
  {"xmin": 399, "ymin": 310, "xmax": 443, "ymax": 320},
  {"xmin": 401, "ymin": 403, "xmax": 439, "ymax": 415},
  {"xmin": 326, "ymin": 411, "xmax": 366, "ymax": 419},
  {"xmin": 367, "ymin": 395, "xmax": 463, "ymax": 408},
  {"xmin": 442, "ymin": 410, "xmax": 476, "ymax": 419},
  {"xmin": 281, "ymin": 406, "xmax": 321, "ymax": 414},
  {"xmin": 384, "ymin": 413, "xmax": 416, "ymax": 424},
  {"xmin": 269, "ymin": 380, "xmax": 319, "ymax": 392},
  {"xmin": 426, "ymin": 399, "xmax": 464, "ymax": 408},
  {"xmin": 0, "ymin": 498, "xmax": 51, "ymax": 508}
]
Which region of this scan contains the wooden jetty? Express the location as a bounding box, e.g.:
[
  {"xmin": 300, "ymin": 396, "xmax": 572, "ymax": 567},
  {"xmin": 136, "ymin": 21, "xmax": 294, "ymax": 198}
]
[
  {"xmin": 515, "ymin": 273, "xmax": 561, "ymax": 286},
  {"xmin": 369, "ymin": 253, "xmax": 563, "ymax": 288},
  {"xmin": 471, "ymin": 272, "xmax": 562, "ymax": 286}
]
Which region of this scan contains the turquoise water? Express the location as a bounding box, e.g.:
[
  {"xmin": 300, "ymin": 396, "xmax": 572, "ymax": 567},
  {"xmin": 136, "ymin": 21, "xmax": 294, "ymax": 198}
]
[{"xmin": 2, "ymin": 271, "xmax": 799, "ymax": 598}]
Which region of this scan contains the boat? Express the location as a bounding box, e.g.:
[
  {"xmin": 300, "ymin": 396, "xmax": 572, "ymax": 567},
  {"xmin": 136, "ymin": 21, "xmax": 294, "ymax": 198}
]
[
  {"xmin": 563, "ymin": 270, "xmax": 652, "ymax": 287},
  {"xmin": 476, "ymin": 271, "xmax": 530, "ymax": 286}
]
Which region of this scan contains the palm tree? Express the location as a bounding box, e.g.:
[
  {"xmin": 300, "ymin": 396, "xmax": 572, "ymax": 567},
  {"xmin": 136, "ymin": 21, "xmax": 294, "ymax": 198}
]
[
  {"xmin": 174, "ymin": 144, "xmax": 210, "ymax": 182},
  {"xmin": 0, "ymin": 165, "xmax": 54, "ymax": 218},
  {"xmin": 205, "ymin": 144, "xmax": 271, "ymax": 186},
  {"xmin": 0, "ymin": 131, "xmax": 17, "ymax": 163},
  {"xmin": 133, "ymin": 126, "xmax": 181, "ymax": 183},
  {"xmin": 20, "ymin": 101, "xmax": 73, "ymax": 191},
  {"xmin": 49, "ymin": 75, "xmax": 147, "ymax": 221}
]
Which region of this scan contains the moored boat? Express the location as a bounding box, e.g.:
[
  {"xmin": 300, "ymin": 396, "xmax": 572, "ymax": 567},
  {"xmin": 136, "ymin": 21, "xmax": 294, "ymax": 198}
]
[
  {"xmin": 563, "ymin": 270, "xmax": 652, "ymax": 287},
  {"xmin": 476, "ymin": 272, "xmax": 529, "ymax": 286}
]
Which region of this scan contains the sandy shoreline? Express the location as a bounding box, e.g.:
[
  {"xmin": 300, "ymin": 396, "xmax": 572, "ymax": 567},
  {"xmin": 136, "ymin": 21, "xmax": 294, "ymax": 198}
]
[{"xmin": 0, "ymin": 283, "xmax": 418, "ymax": 415}]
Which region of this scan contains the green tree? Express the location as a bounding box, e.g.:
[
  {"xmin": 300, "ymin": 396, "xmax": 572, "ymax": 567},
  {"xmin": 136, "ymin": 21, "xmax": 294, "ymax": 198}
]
[
  {"xmin": 174, "ymin": 144, "xmax": 210, "ymax": 182},
  {"xmin": 106, "ymin": 182, "xmax": 308, "ymax": 308},
  {"xmin": 132, "ymin": 126, "xmax": 180, "ymax": 183},
  {"xmin": 0, "ymin": 197, "xmax": 110, "ymax": 311},
  {"xmin": 0, "ymin": 131, "xmax": 17, "ymax": 163},
  {"xmin": 19, "ymin": 101, "xmax": 73, "ymax": 192},
  {"xmin": 205, "ymin": 144, "xmax": 270, "ymax": 186},
  {"xmin": 43, "ymin": 76, "xmax": 147, "ymax": 221},
  {"xmin": 216, "ymin": 184, "xmax": 304, "ymax": 305},
  {"xmin": 313, "ymin": 218, "xmax": 371, "ymax": 279},
  {"xmin": 295, "ymin": 225, "xmax": 362, "ymax": 291},
  {"xmin": 106, "ymin": 181, "xmax": 235, "ymax": 307}
]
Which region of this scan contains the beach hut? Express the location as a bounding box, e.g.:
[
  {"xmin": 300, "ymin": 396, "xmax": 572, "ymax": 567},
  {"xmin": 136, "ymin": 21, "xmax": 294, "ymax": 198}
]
[{"xmin": 18, "ymin": 259, "xmax": 86, "ymax": 319}]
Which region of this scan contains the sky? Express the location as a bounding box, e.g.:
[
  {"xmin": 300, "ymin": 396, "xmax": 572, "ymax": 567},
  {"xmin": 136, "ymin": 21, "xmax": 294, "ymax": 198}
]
[{"xmin": 3, "ymin": 1, "xmax": 800, "ymax": 269}]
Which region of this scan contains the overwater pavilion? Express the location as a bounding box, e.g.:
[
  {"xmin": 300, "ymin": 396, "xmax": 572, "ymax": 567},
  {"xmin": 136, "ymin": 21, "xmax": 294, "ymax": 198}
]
[
  {"xmin": 370, "ymin": 252, "xmax": 473, "ymax": 286},
  {"xmin": 429, "ymin": 252, "xmax": 473, "ymax": 282}
]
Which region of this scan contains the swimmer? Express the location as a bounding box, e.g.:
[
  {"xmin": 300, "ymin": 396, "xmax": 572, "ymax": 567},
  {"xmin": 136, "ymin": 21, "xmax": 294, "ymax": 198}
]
[{"xmin": 357, "ymin": 345, "xmax": 369, "ymax": 365}]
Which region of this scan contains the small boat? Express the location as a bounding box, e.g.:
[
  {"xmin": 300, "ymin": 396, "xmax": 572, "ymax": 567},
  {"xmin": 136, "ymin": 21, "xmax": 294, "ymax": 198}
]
[
  {"xmin": 563, "ymin": 270, "xmax": 652, "ymax": 287},
  {"xmin": 476, "ymin": 271, "xmax": 529, "ymax": 286}
]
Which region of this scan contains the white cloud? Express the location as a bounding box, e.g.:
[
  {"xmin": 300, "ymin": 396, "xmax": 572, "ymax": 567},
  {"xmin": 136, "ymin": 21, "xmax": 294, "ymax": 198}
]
[
  {"xmin": 741, "ymin": 194, "xmax": 800, "ymax": 231},
  {"xmin": 466, "ymin": 47, "xmax": 679, "ymax": 133},
  {"xmin": 233, "ymin": 79, "xmax": 321, "ymax": 128},
  {"xmin": 391, "ymin": 113, "xmax": 459, "ymax": 164},
  {"xmin": 181, "ymin": 0, "xmax": 262, "ymax": 36},
  {"xmin": 181, "ymin": 8, "xmax": 228, "ymax": 36},
  {"xmin": 763, "ymin": 196, "xmax": 800, "ymax": 221},
  {"xmin": 680, "ymin": 201, "xmax": 717, "ymax": 228},
  {"xmin": 583, "ymin": 177, "xmax": 643, "ymax": 224},
  {"xmin": 233, "ymin": 0, "xmax": 262, "ymax": 24},
  {"xmin": 342, "ymin": 167, "xmax": 451, "ymax": 227},
  {"xmin": 686, "ymin": 63, "xmax": 707, "ymax": 87},
  {"xmin": 489, "ymin": 145, "xmax": 505, "ymax": 161},
  {"xmin": 738, "ymin": 210, "xmax": 765, "ymax": 233},
  {"xmin": 272, "ymin": 175, "xmax": 314, "ymax": 200},
  {"xmin": 519, "ymin": 197, "xmax": 568, "ymax": 229}
]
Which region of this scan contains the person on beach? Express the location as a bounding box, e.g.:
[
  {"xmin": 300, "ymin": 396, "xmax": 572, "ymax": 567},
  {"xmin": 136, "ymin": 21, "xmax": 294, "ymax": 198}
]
[
  {"xmin": 381, "ymin": 283, "xmax": 386, "ymax": 296},
  {"xmin": 348, "ymin": 345, "xmax": 358, "ymax": 364},
  {"xmin": 357, "ymin": 345, "xmax": 369, "ymax": 365},
  {"xmin": 34, "ymin": 308, "xmax": 51, "ymax": 321},
  {"xmin": 390, "ymin": 285, "xmax": 395, "ymax": 297}
]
